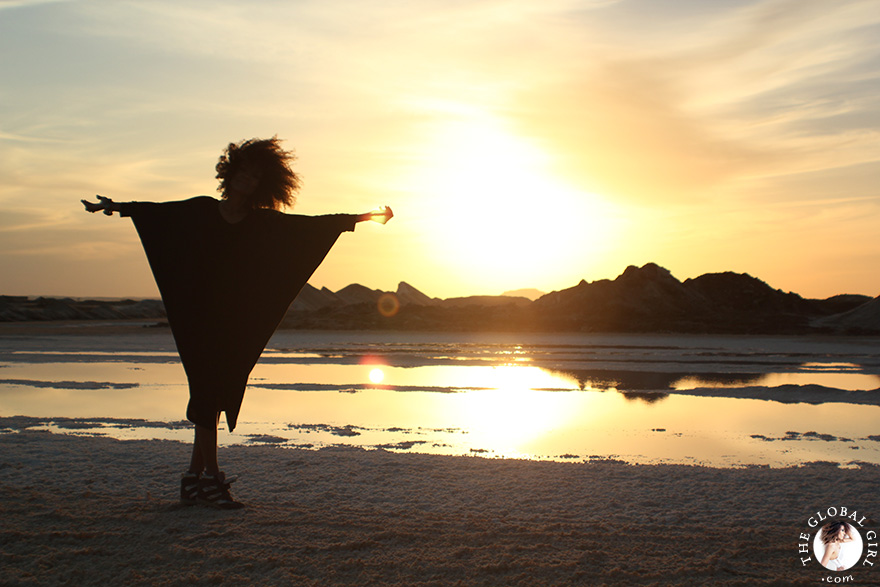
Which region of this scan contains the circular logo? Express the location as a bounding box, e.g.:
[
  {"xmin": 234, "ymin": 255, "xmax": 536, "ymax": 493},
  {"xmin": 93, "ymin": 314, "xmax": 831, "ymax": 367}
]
[{"xmin": 812, "ymin": 520, "xmax": 864, "ymax": 572}]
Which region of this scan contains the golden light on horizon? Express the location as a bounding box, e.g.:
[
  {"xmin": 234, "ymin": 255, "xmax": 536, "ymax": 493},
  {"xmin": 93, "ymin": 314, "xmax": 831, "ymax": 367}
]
[{"xmin": 410, "ymin": 115, "xmax": 623, "ymax": 293}]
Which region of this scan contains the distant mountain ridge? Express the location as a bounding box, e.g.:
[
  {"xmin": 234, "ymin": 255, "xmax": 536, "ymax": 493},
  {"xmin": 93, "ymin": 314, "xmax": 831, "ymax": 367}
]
[
  {"xmin": 528, "ymin": 263, "xmax": 872, "ymax": 333},
  {"xmin": 0, "ymin": 297, "xmax": 165, "ymax": 322},
  {"xmin": 502, "ymin": 288, "xmax": 544, "ymax": 301},
  {"xmin": 281, "ymin": 263, "xmax": 876, "ymax": 333},
  {"xmin": 2, "ymin": 263, "xmax": 877, "ymax": 334}
]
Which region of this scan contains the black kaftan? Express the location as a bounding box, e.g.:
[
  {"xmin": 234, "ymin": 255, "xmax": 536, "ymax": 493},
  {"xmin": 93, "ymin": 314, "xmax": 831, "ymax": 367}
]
[{"xmin": 122, "ymin": 196, "xmax": 356, "ymax": 431}]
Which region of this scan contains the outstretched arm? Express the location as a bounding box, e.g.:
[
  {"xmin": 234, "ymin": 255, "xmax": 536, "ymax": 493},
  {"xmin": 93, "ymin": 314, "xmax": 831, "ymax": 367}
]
[
  {"xmin": 356, "ymin": 206, "xmax": 393, "ymax": 225},
  {"xmin": 81, "ymin": 195, "xmax": 122, "ymax": 216}
]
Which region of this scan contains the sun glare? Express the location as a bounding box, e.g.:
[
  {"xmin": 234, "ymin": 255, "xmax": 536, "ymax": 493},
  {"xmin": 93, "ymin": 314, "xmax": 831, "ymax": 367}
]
[
  {"xmin": 412, "ymin": 115, "xmax": 620, "ymax": 292},
  {"xmin": 452, "ymin": 366, "xmax": 580, "ymax": 457},
  {"xmin": 369, "ymin": 368, "xmax": 385, "ymax": 384}
]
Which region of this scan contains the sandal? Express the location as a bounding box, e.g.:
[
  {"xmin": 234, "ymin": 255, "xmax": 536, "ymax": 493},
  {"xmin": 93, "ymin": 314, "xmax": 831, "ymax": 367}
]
[
  {"xmin": 180, "ymin": 472, "xmax": 200, "ymax": 506},
  {"xmin": 198, "ymin": 472, "xmax": 245, "ymax": 510}
]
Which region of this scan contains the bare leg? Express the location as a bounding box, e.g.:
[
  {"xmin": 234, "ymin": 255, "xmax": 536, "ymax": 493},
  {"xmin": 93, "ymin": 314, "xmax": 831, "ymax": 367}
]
[
  {"xmin": 188, "ymin": 413, "xmax": 220, "ymax": 475},
  {"xmin": 184, "ymin": 413, "xmax": 243, "ymax": 509},
  {"xmin": 188, "ymin": 438, "xmax": 204, "ymax": 475}
]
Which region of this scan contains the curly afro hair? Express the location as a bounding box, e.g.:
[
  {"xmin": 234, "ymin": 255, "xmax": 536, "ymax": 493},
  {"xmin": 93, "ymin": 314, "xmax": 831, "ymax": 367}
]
[{"xmin": 215, "ymin": 137, "xmax": 301, "ymax": 210}]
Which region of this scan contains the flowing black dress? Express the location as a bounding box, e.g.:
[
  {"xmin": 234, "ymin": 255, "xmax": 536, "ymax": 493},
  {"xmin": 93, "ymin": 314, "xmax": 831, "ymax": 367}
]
[{"xmin": 121, "ymin": 196, "xmax": 357, "ymax": 431}]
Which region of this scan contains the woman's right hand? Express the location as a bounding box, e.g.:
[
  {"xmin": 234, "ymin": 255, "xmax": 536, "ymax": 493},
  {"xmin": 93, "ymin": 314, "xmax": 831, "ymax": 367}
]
[
  {"xmin": 356, "ymin": 206, "xmax": 394, "ymax": 225},
  {"xmin": 370, "ymin": 206, "xmax": 393, "ymax": 224}
]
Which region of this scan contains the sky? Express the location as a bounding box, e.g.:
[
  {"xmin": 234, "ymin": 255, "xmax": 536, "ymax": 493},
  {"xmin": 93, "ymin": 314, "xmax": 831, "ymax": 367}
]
[{"xmin": 1, "ymin": 0, "xmax": 878, "ymax": 300}]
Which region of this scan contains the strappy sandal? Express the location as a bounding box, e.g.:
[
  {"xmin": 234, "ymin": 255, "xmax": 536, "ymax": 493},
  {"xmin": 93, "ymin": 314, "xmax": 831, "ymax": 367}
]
[
  {"xmin": 180, "ymin": 472, "xmax": 200, "ymax": 506},
  {"xmin": 198, "ymin": 472, "xmax": 245, "ymax": 510}
]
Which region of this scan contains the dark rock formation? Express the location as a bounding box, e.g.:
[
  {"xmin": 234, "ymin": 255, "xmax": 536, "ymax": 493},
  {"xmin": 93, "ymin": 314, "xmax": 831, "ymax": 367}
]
[
  {"xmin": 0, "ymin": 296, "xmax": 165, "ymax": 322},
  {"xmin": 812, "ymin": 295, "xmax": 880, "ymax": 334},
  {"xmin": 396, "ymin": 282, "xmax": 438, "ymax": 306},
  {"xmin": 3, "ymin": 263, "xmax": 877, "ymax": 334},
  {"xmin": 288, "ymin": 285, "xmax": 341, "ymax": 312}
]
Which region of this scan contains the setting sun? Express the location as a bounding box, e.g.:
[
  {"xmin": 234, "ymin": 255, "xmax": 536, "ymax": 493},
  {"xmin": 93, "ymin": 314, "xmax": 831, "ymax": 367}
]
[{"xmin": 408, "ymin": 116, "xmax": 622, "ymax": 294}]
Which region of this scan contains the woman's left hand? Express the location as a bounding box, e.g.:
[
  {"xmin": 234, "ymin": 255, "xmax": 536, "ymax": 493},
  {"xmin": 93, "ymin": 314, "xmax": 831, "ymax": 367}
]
[{"xmin": 81, "ymin": 195, "xmax": 116, "ymax": 215}]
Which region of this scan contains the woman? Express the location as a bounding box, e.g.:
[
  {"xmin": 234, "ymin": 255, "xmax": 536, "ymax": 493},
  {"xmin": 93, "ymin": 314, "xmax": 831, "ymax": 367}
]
[
  {"xmin": 820, "ymin": 520, "xmax": 855, "ymax": 571},
  {"xmin": 83, "ymin": 137, "xmax": 392, "ymax": 509}
]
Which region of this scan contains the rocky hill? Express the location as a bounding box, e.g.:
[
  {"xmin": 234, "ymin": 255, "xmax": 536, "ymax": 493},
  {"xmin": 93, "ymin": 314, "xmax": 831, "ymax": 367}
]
[
  {"xmin": 0, "ymin": 296, "xmax": 166, "ymax": 322},
  {"xmin": 3, "ymin": 264, "xmax": 877, "ymax": 334},
  {"xmin": 279, "ymin": 264, "xmax": 876, "ymax": 334},
  {"xmin": 812, "ymin": 295, "xmax": 880, "ymax": 334},
  {"xmin": 528, "ymin": 263, "xmax": 870, "ymax": 334}
]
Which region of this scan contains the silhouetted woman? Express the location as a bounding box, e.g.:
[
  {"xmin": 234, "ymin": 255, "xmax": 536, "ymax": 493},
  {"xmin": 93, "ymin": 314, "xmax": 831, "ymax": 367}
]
[{"xmin": 83, "ymin": 137, "xmax": 392, "ymax": 509}]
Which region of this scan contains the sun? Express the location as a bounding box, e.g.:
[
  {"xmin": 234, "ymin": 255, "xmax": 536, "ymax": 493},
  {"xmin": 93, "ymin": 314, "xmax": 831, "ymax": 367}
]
[{"xmin": 411, "ymin": 115, "xmax": 619, "ymax": 293}]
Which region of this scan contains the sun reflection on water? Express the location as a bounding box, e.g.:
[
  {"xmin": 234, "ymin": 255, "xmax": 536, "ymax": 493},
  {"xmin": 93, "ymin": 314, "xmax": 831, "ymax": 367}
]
[
  {"xmin": 369, "ymin": 368, "xmax": 385, "ymax": 384},
  {"xmin": 444, "ymin": 366, "xmax": 586, "ymax": 458},
  {"xmin": 6, "ymin": 333, "xmax": 880, "ymax": 466}
]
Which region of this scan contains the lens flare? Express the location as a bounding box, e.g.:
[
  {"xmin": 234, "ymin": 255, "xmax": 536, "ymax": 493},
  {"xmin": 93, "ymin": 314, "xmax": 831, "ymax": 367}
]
[{"xmin": 377, "ymin": 293, "xmax": 400, "ymax": 317}]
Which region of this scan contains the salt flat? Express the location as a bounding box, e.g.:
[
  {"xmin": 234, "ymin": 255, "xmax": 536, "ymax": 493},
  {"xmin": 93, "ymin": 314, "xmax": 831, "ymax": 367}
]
[{"xmin": 2, "ymin": 431, "xmax": 879, "ymax": 586}]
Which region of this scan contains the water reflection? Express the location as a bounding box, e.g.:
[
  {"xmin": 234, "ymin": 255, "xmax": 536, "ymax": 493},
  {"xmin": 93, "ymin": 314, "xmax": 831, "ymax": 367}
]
[
  {"xmin": 4, "ymin": 332, "xmax": 880, "ymax": 466},
  {"xmin": 235, "ymin": 385, "xmax": 880, "ymax": 465},
  {"xmin": 619, "ymin": 391, "xmax": 668, "ymax": 404},
  {"xmin": 550, "ymin": 369, "xmax": 765, "ymax": 394},
  {"xmin": 446, "ymin": 375, "xmax": 580, "ymax": 457},
  {"xmin": 550, "ymin": 366, "xmax": 880, "ymax": 399}
]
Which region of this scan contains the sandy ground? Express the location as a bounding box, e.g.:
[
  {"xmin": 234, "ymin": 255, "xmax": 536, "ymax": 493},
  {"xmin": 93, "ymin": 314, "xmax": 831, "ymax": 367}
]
[{"xmin": 2, "ymin": 431, "xmax": 879, "ymax": 586}]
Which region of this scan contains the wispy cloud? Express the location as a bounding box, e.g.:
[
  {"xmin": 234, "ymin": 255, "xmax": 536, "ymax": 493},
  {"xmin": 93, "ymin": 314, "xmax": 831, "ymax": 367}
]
[
  {"xmin": 0, "ymin": 130, "xmax": 67, "ymax": 143},
  {"xmin": 0, "ymin": 0, "xmax": 878, "ymax": 296},
  {"xmin": 0, "ymin": 0, "xmax": 70, "ymax": 9},
  {"xmin": 496, "ymin": 0, "xmax": 880, "ymax": 202}
]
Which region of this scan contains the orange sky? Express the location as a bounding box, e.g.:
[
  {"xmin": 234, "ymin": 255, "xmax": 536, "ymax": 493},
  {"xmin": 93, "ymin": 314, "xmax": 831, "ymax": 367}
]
[{"xmin": 1, "ymin": 0, "xmax": 878, "ymax": 300}]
